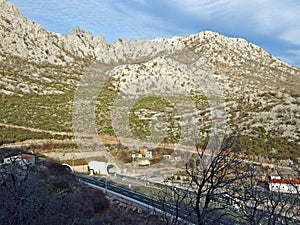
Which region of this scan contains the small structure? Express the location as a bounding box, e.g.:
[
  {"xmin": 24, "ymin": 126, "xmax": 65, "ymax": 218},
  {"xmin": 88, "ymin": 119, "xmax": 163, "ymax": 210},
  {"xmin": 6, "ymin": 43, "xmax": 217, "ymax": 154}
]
[
  {"xmin": 138, "ymin": 159, "xmax": 151, "ymax": 166},
  {"xmin": 139, "ymin": 149, "xmax": 152, "ymax": 159},
  {"xmin": 266, "ymin": 176, "xmax": 300, "ymax": 194},
  {"xmin": 2, "ymin": 153, "xmax": 35, "ymax": 167},
  {"xmin": 131, "ymin": 153, "xmax": 136, "ymax": 162},
  {"xmin": 163, "ymin": 155, "xmax": 171, "ymax": 159},
  {"xmin": 88, "ymin": 161, "xmax": 121, "ymax": 176},
  {"xmin": 131, "ymin": 149, "xmax": 152, "ymax": 166},
  {"xmin": 140, "ymin": 149, "xmax": 147, "ymax": 156},
  {"xmin": 145, "ymin": 151, "xmax": 152, "ymax": 159}
]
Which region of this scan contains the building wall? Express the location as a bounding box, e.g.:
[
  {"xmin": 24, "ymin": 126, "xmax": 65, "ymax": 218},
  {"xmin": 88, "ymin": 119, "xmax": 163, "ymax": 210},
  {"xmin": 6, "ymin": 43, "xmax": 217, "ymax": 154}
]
[
  {"xmin": 3, "ymin": 154, "xmax": 35, "ymax": 167},
  {"xmin": 88, "ymin": 161, "xmax": 121, "ymax": 176},
  {"xmin": 269, "ymin": 183, "xmax": 300, "ymax": 194}
]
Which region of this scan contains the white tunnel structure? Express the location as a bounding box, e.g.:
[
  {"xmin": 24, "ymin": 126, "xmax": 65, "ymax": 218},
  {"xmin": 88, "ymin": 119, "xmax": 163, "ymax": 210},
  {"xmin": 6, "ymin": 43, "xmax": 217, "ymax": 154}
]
[
  {"xmin": 88, "ymin": 161, "xmax": 121, "ymax": 176},
  {"xmin": 62, "ymin": 163, "xmax": 74, "ymax": 172}
]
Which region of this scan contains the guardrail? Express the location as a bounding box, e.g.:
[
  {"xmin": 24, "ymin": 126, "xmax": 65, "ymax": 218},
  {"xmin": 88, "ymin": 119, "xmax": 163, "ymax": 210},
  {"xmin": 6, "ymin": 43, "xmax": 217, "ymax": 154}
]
[{"xmin": 77, "ymin": 174, "xmax": 240, "ymax": 225}]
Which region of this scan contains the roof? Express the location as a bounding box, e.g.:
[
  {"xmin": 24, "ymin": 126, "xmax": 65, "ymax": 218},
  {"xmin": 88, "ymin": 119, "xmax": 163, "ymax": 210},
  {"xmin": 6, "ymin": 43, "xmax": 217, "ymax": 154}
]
[
  {"xmin": 267, "ymin": 179, "xmax": 300, "ymax": 185},
  {"xmin": 4, "ymin": 154, "xmax": 34, "ymax": 160},
  {"xmin": 21, "ymin": 154, "xmax": 34, "ymax": 159}
]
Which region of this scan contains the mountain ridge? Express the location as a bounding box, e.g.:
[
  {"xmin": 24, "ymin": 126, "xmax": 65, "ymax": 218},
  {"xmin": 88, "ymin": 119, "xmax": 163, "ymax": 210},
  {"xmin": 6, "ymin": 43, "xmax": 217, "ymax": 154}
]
[
  {"xmin": 1, "ymin": 0, "xmax": 299, "ymax": 71},
  {"xmin": 0, "ymin": 0, "xmax": 299, "ymax": 162}
]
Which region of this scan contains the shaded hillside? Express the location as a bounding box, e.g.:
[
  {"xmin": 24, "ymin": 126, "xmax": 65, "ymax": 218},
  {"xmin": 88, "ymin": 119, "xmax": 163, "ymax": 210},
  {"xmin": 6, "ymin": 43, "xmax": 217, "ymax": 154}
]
[
  {"xmin": 0, "ymin": 149, "xmax": 108, "ymax": 224},
  {"xmin": 0, "ymin": 148, "xmax": 161, "ymax": 225}
]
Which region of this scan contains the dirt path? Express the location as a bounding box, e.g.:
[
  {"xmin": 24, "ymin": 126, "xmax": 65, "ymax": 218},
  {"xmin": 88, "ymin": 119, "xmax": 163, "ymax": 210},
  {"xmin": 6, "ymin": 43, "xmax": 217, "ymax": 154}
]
[
  {"xmin": 0, "ymin": 123, "xmax": 74, "ymax": 136},
  {"xmin": 0, "ymin": 123, "xmax": 123, "ymax": 144},
  {"xmin": 0, "ymin": 123, "xmax": 294, "ymax": 171},
  {"xmin": 0, "ymin": 123, "xmax": 176, "ymax": 146}
]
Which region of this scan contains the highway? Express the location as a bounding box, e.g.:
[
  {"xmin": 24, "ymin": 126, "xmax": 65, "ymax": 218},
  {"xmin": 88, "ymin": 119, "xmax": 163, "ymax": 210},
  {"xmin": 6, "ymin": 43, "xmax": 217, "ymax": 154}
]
[
  {"xmin": 77, "ymin": 174, "xmax": 239, "ymax": 225},
  {"xmin": 77, "ymin": 174, "xmax": 198, "ymax": 224}
]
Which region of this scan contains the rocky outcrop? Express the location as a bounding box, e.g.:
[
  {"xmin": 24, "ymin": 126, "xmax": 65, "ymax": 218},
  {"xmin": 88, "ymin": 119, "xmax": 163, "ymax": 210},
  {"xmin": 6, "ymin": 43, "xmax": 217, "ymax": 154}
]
[
  {"xmin": 0, "ymin": 0, "xmax": 108, "ymax": 65},
  {"xmin": 0, "ymin": 0, "xmax": 69, "ymax": 65},
  {"xmin": 63, "ymin": 27, "xmax": 107, "ymax": 58},
  {"xmin": 0, "ymin": 0, "xmax": 110, "ymax": 96}
]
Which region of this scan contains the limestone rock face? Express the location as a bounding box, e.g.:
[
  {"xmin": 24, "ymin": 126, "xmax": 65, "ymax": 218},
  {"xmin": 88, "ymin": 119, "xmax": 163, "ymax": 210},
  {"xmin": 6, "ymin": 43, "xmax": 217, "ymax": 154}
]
[
  {"xmin": 0, "ymin": 0, "xmax": 109, "ymax": 65},
  {"xmin": 62, "ymin": 28, "xmax": 107, "ymax": 58}
]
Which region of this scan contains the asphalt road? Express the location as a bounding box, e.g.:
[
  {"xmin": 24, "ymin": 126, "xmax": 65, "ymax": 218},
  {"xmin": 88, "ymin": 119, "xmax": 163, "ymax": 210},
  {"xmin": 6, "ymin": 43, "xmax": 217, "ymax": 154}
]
[
  {"xmin": 78, "ymin": 174, "xmax": 198, "ymax": 224},
  {"xmin": 77, "ymin": 174, "xmax": 240, "ymax": 225}
]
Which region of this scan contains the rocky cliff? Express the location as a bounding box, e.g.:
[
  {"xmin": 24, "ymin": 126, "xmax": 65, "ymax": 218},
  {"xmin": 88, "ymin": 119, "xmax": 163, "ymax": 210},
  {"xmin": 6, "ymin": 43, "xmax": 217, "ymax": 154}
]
[{"xmin": 0, "ymin": 0, "xmax": 108, "ymax": 65}]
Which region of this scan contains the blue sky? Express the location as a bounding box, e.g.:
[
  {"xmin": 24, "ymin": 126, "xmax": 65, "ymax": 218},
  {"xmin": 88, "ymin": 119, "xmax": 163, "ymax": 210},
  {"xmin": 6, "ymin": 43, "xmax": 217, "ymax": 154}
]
[{"xmin": 8, "ymin": 0, "xmax": 300, "ymax": 68}]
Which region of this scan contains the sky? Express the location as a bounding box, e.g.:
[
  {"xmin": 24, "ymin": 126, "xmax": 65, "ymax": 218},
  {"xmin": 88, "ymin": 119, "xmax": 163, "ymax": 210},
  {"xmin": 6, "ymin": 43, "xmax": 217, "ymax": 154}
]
[{"xmin": 8, "ymin": 0, "xmax": 300, "ymax": 68}]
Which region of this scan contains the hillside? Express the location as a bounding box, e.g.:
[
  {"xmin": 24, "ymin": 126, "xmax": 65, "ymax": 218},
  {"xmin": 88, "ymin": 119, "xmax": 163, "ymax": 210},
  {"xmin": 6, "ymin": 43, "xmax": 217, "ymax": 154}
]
[
  {"xmin": 0, "ymin": 0, "xmax": 299, "ymax": 162},
  {"xmin": 0, "ymin": 147, "xmax": 160, "ymax": 225}
]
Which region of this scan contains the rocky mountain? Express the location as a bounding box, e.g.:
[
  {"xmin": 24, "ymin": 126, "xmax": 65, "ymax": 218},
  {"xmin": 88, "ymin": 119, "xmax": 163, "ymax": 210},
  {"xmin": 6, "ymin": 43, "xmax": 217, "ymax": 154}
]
[
  {"xmin": 0, "ymin": 0, "xmax": 299, "ymax": 162},
  {"xmin": 0, "ymin": 0, "xmax": 108, "ymax": 63}
]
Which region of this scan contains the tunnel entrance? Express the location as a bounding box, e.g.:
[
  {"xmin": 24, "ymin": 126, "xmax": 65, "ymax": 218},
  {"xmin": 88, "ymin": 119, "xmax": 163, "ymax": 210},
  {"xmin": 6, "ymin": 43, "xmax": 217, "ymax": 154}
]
[
  {"xmin": 107, "ymin": 164, "xmax": 118, "ymax": 174},
  {"xmin": 88, "ymin": 161, "xmax": 121, "ymax": 176}
]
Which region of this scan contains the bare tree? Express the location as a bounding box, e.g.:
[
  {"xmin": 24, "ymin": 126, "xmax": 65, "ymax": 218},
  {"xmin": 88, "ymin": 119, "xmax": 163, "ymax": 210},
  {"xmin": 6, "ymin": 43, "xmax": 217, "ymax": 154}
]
[
  {"xmin": 154, "ymin": 132, "xmax": 300, "ymax": 225},
  {"xmin": 154, "ymin": 135, "xmax": 247, "ymax": 225},
  {"xmin": 0, "ymin": 157, "xmax": 74, "ymax": 225},
  {"xmin": 184, "ymin": 135, "xmax": 246, "ymax": 225},
  {"xmin": 232, "ymin": 166, "xmax": 269, "ymax": 225},
  {"xmin": 154, "ymin": 177, "xmax": 193, "ymax": 225},
  {"xmin": 264, "ymin": 190, "xmax": 300, "ymax": 224},
  {"xmin": 232, "ymin": 162, "xmax": 300, "ymax": 225},
  {"xmin": 0, "ymin": 155, "xmax": 110, "ymax": 225}
]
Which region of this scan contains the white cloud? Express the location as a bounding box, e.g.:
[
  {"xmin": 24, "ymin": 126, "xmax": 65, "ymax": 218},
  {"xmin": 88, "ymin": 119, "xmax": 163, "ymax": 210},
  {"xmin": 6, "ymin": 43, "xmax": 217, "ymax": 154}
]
[
  {"xmin": 168, "ymin": 0, "xmax": 233, "ymax": 19},
  {"xmin": 101, "ymin": 1, "xmax": 183, "ymax": 41},
  {"xmin": 168, "ymin": 0, "xmax": 300, "ymax": 40},
  {"xmin": 254, "ymin": 1, "xmax": 300, "ymax": 35},
  {"xmin": 130, "ymin": 0, "xmax": 147, "ymax": 5},
  {"xmin": 280, "ymin": 29, "xmax": 300, "ymax": 46},
  {"xmin": 10, "ymin": 0, "xmax": 182, "ymax": 42},
  {"xmin": 164, "ymin": 0, "xmax": 300, "ymax": 68}
]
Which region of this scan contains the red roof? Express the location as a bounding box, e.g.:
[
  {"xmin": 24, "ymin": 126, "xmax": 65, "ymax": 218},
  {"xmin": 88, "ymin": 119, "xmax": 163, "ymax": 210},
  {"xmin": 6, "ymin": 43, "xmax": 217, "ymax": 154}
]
[
  {"xmin": 267, "ymin": 179, "xmax": 300, "ymax": 185},
  {"xmin": 21, "ymin": 154, "xmax": 34, "ymax": 159}
]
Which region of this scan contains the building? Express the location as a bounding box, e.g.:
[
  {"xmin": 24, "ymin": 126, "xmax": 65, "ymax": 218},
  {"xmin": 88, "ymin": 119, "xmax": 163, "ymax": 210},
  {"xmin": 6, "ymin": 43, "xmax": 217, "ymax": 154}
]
[
  {"xmin": 266, "ymin": 177, "xmax": 300, "ymax": 194},
  {"xmin": 145, "ymin": 151, "xmax": 152, "ymax": 159},
  {"xmin": 2, "ymin": 153, "xmax": 35, "ymax": 167},
  {"xmin": 139, "ymin": 149, "xmax": 152, "ymax": 159},
  {"xmin": 138, "ymin": 159, "xmax": 151, "ymax": 166}
]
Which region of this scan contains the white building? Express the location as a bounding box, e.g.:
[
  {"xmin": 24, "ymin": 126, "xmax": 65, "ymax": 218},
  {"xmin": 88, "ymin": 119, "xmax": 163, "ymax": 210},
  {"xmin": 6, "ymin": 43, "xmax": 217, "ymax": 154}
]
[
  {"xmin": 138, "ymin": 159, "xmax": 151, "ymax": 166},
  {"xmin": 267, "ymin": 178, "xmax": 300, "ymax": 194}
]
